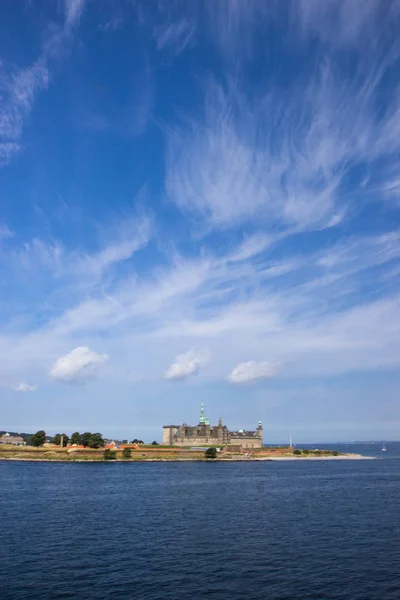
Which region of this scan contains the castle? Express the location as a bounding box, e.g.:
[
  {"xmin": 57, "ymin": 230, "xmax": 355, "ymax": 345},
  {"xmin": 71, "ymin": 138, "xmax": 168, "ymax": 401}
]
[{"xmin": 163, "ymin": 403, "xmax": 263, "ymax": 449}]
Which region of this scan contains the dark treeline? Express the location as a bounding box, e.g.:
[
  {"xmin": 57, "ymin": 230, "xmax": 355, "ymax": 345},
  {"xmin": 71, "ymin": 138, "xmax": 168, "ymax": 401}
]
[{"xmin": 24, "ymin": 431, "xmax": 156, "ymax": 447}]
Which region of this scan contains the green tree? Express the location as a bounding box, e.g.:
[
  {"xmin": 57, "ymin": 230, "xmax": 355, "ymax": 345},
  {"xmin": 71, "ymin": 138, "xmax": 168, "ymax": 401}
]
[
  {"xmin": 121, "ymin": 439, "xmax": 128, "ymax": 444},
  {"xmin": 51, "ymin": 433, "xmax": 69, "ymax": 447},
  {"xmin": 122, "ymin": 447, "xmax": 132, "ymax": 459},
  {"xmin": 151, "ymin": 441, "xmax": 159, "ymax": 445},
  {"xmin": 293, "ymin": 449, "xmax": 302, "ymax": 455},
  {"xmin": 205, "ymin": 447, "xmax": 217, "ymax": 459},
  {"xmin": 30, "ymin": 430, "xmax": 46, "ymax": 447},
  {"xmin": 81, "ymin": 432, "xmax": 92, "ymax": 447},
  {"xmin": 88, "ymin": 433, "xmax": 104, "ymax": 449},
  {"xmin": 104, "ymin": 449, "xmax": 117, "ymax": 460},
  {"xmin": 70, "ymin": 432, "xmax": 82, "ymax": 445}
]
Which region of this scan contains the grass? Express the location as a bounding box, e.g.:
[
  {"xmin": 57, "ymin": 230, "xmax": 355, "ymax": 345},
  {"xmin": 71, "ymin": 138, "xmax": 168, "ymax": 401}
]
[{"xmin": 0, "ymin": 444, "xmax": 345, "ymax": 461}]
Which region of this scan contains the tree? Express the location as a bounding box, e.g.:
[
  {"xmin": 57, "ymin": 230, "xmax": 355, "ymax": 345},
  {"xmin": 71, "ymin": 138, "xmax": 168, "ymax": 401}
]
[
  {"xmin": 81, "ymin": 432, "xmax": 92, "ymax": 447},
  {"xmin": 151, "ymin": 441, "xmax": 159, "ymax": 445},
  {"xmin": 88, "ymin": 433, "xmax": 104, "ymax": 449},
  {"xmin": 122, "ymin": 447, "xmax": 132, "ymax": 459},
  {"xmin": 293, "ymin": 449, "xmax": 302, "ymax": 455},
  {"xmin": 71, "ymin": 432, "xmax": 82, "ymax": 445},
  {"xmin": 205, "ymin": 447, "xmax": 217, "ymax": 459},
  {"xmin": 51, "ymin": 433, "xmax": 69, "ymax": 447},
  {"xmin": 130, "ymin": 438, "xmax": 144, "ymax": 444},
  {"xmin": 30, "ymin": 430, "xmax": 46, "ymax": 447},
  {"xmin": 121, "ymin": 439, "xmax": 128, "ymax": 444},
  {"xmin": 104, "ymin": 449, "xmax": 117, "ymax": 460}
]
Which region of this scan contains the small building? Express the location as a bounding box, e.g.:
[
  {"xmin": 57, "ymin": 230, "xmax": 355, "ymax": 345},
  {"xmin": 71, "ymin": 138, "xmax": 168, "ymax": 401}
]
[
  {"xmin": 104, "ymin": 441, "xmax": 119, "ymax": 450},
  {"xmin": 163, "ymin": 404, "xmax": 263, "ymax": 449},
  {"xmin": 0, "ymin": 433, "xmax": 25, "ymax": 446}
]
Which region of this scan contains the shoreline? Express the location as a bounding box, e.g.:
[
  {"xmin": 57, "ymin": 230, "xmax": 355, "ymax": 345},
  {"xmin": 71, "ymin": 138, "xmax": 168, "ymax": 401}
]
[
  {"xmin": 0, "ymin": 453, "xmax": 376, "ymax": 463},
  {"xmin": 256, "ymin": 454, "xmax": 375, "ymax": 460}
]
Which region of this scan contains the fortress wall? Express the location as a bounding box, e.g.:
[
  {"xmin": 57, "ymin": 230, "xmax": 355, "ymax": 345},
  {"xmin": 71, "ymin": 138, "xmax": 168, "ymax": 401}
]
[{"xmin": 164, "ymin": 435, "xmax": 262, "ymax": 448}]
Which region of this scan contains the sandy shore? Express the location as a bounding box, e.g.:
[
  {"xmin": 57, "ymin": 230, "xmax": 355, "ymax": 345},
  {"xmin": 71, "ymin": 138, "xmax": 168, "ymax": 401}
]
[{"xmin": 255, "ymin": 454, "xmax": 375, "ymax": 461}]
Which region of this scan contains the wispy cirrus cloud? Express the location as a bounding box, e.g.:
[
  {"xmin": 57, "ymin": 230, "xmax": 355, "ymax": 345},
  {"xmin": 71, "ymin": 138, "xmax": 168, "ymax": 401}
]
[
  {"xmin": 0, "ymin": 0, "xmax": 86, "ymax": 166},
  {"xmin": 154, "ymin": 17, "xmax": 196, "ymax": 55},
  {"xmin": 165, "ymin": 73, "xmax": 350, "ymax": 232},
  {"xmin": 64, "ymin": 0, "xmax": 86, "ymax": 28},
  {"xmin": 0, "ymin": 225, "xmax": 13, "ymax": 240}
]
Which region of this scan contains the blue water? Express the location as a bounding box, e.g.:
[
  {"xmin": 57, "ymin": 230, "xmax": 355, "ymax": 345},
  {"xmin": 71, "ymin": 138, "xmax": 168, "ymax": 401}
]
[{"xmin": 1, "ymin": 457, "xmax": 400, "ymax": 600}]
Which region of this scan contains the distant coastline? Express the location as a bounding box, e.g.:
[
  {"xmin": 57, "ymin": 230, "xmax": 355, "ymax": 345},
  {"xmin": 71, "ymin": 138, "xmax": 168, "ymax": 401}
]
[{"xmin": 0, "ymin": 444, "xmax": 375, "ymax": 463}]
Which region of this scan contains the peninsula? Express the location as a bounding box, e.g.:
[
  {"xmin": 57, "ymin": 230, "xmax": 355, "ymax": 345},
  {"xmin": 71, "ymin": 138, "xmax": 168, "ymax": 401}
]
[
  {"xmin": 0, "ymin": 443, "xmax": 370, "ymax": 462},
  {"xmin": 0, "ymin": 404, "xmax": 373, "ymax": 461}
]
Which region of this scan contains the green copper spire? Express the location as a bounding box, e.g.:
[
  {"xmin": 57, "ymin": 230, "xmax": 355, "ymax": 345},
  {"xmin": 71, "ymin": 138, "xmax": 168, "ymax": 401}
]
[
  {"xmin": 205, "ymin": 416, "xmax": 210, "ymax": 426},
  {"xmin": 199, "ymin": 402, "xmax": 205, "ymax": 424}
]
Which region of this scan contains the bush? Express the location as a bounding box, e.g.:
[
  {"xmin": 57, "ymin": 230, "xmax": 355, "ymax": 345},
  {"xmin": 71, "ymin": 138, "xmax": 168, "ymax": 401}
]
[
  {"xmin": 332, "ymin": 450, "xmax": 339, "ymax": 456},
  {"xmin": 122, "ymin": 448, "xmax": 132, "ymax": 459},
  {"xmin": 151, "ymin": 441, "xmax": 159, "ymax": 445},
  {"xmin": 205, "ymin": 447, "xmax": 217, "ymax": 459},
  {"xmin": 302, "ymin": 449, "xmax": 309, "ymax": 455},
  {"xmin": 104, "ymin": 449, "xmax": 117, "ymax": 460},
  {"xmin": 293, "ymin": 449, "xmax": 302, "ymax": 455}
]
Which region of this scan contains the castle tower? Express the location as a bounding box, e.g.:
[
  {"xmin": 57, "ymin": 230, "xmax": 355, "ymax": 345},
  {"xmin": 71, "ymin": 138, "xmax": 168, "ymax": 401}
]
[
  {"xmin": 199, "ymin": 402, "xmax": 206, "ymax": 424},
  {"xmin": 257, "ymin": 421, "xmax": 263, "ymax": 441},
  {"xmin": 217, "ymin": 417, "xmax": 224, "ymax": 444}
]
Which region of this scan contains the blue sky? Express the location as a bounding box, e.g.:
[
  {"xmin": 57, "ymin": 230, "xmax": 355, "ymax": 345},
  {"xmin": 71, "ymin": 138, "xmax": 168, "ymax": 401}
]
[{"xmin": 1, "ymin": 0, "xmax": 400, "ymax": 443}]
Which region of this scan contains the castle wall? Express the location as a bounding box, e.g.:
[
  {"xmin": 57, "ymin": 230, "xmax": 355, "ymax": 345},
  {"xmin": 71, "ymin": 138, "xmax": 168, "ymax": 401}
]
[
  {"xmin": 236, "ymin": 438, "xmax": 262, "ymax": 449},
  {"xmin": 163, "ymin": 426, "xmax": 179, "ymax": 445},
  {"xmin": 163, "ymin": 430, "xmax": 262, "ymax": 448},
  {"xmin": 163, "ymin": 411, "xmax": 263, "ymax": 448}
]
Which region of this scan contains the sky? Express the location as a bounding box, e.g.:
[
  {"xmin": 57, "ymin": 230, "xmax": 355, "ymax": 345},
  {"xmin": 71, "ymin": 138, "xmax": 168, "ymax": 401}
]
[{"xmin": 1, "ymin": 0, "xmax": 400, "ymax": 443}]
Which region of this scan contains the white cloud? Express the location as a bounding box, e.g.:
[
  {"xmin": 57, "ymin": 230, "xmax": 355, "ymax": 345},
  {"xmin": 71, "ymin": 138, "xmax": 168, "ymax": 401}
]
[
  {"xmin": 164, "ymin": 350, "xmax": 210, "ymax": 380},
  {"xmin": 12, "ymin": 383, "xmax": 37, "ymax": 392},
  {"xmin": 228, "ymin": 361, "xmax": 281, "ymax": 384},
  {"xmin": 49, "ymin": 346, "xmax": 108, "ymax": 384}
]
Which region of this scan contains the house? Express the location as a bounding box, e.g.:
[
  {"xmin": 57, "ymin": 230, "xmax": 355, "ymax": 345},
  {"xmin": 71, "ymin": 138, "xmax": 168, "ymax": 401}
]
[{"xmin": 0, "ymin": 433, "xmax": 25, "ymax": 446}]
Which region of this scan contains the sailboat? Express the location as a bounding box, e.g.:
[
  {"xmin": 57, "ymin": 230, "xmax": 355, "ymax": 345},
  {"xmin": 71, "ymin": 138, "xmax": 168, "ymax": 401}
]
[{"xmin": 381, "ymin": 443, "xmax": 387, "ymax": 452}]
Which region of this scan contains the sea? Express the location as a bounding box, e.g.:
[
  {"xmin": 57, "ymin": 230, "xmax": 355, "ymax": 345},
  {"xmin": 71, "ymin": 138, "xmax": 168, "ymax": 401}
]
[{"xmin": 1, "ymin": 442, "xmax": 399, "ymax": 600}]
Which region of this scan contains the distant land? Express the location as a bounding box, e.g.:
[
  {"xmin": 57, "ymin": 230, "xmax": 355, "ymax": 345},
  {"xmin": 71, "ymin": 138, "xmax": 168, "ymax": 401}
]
[{"xmin": 1, "ymin": 431, "xmax": 398, "ymax": 447}]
